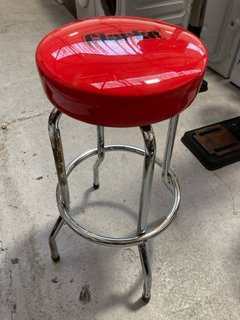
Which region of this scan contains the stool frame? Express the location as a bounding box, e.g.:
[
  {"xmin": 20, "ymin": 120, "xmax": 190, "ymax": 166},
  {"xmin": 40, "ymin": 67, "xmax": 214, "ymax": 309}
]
[{"xmin": 48, "ymin": 108, "xmax": 180, "ymax": 302}]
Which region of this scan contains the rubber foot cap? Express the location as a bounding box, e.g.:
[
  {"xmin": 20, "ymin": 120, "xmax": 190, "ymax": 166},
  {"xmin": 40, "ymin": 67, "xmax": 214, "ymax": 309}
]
[
  {"xmin": 142, "ymin": 295, "xmax": 151, "ymax": 304},
  {"xmin": 52, "ymin": 255, "xmax": 60, "ymax": 263},
  {"xmin": 93, "ymin": 184, "xmax": 99, "ymax": 189}
]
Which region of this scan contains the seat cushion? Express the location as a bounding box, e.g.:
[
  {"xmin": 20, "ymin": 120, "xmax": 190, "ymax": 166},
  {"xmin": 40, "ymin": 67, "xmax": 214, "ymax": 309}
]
[{"xmin": 36, "ymin": 16, "xmax": 208, "ymax": 127}]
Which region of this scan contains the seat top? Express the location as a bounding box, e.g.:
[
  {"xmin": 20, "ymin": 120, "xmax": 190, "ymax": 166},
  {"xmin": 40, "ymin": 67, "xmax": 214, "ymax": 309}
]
[{"xmin": 36, "ymin": 16, "xmax": 207, "ymax": 127}]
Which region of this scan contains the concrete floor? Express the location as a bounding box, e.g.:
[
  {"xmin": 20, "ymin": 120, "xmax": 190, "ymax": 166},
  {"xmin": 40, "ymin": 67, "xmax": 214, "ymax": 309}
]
[{"xmin": 1, "ymin": 1, "xmax": 240, "ymax": 319}]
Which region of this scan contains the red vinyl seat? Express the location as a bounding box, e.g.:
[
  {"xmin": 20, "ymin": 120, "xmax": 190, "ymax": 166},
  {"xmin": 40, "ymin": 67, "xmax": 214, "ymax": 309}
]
[{"xmin": 36, "ymin": 16, "xmax": 207, "ymax": 127}]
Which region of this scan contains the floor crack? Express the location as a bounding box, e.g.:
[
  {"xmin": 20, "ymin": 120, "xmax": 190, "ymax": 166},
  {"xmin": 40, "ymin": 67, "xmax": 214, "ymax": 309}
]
[
  {"xmin": 213, "ymin": 172, "xmax": 239, "ymax": 216},
  {"xmin": 1, "ymin": 111, "xmax": 49, "ymax": 129},
  {"xmin": 6, "ymin": 268, "xmax": 16, "ymax": 320}
]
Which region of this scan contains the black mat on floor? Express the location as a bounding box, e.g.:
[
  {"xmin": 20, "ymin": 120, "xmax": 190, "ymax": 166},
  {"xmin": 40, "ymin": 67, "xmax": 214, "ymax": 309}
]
[{"xmin": 181, "ymin": 116, "xmax": 240, "ymax": 170}]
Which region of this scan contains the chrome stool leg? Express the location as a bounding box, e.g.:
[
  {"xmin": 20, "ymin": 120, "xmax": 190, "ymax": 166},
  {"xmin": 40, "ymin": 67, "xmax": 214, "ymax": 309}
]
[
  {"xmin": 48, "ymin": 108, "xmax": 70, "ymax": 262},
  {"xmin": 49, "ymin": 216, "xmax": 64, "ymax": 262},
  {"xmin": 162, "ymin": 115, "xmax": 179, "ymax": 184},
  {"xmin": 93, "ymin": 126, "xmax": 105, "ymax": 189},
  {"xmin": 47, "ymin": 112, "xmax": 181, "ymax": 301},
  {"xmin": 138, "ymin": 125, "xmax": 156, "ymax": 302},
  {"xmin": 139, "ymin": 243, "xmax": 152, "ymax": 302}
]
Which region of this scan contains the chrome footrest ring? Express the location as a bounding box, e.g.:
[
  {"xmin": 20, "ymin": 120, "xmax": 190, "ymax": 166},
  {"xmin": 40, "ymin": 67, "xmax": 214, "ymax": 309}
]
[{"xmin": 56, "ymin": 144, "xmax": 181, "ymax": 247}]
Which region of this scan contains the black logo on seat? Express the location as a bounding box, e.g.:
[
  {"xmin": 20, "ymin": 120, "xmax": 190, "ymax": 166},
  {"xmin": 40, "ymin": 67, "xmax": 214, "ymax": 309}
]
[{"xmin": 85, "ymin": 30, "xmax": 161, "ymax": 42}]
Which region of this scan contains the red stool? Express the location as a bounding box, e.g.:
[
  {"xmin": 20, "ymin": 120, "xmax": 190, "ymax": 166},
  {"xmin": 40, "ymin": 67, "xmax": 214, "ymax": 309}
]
[{"xmin": 36, "ymin": 16, "xmax": 207, "ymax": 302}]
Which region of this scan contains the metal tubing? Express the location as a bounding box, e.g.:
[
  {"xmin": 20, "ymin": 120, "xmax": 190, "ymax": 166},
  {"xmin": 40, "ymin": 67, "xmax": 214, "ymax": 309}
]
[
  {"xmin": 93, "ymin": 126, "xmax": 105, "ymax": 189},
  {"xmin": 47, "ymin": 112, "xmax": 181, "ymax": 301},
  {"xmin": 162, "ymin": 115, "xmax": 179, "ymax": 184},
  {"xmin": 48, "ymin": 108, "xmax": 70, "ymax": 261},
  {"xmin": 138, "ymin": 125, "xmax": 156, "ymax": 301},
  {"xmin": 49, "ymin": 216, "xmax": 64, "ymax": 262},
  {"xmin": 48, "ymin": 108, "xmax": 70, "ymax": 207},
  {"xmin": 138, "ymin": 126, "xmax": 156, "ymax": 234},
  {"xmin": 56, "ymin": 145, "xmax": 181, "ymax": 246},
  {"xmin": 138, "ymin": 243, "xmax": 152, "ymax": 302}
]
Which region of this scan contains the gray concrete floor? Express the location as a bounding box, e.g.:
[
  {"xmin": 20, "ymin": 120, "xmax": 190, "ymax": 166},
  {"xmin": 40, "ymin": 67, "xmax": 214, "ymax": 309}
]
[{"xmin": 1, "ymin": 1, "xmax": 240, "ymax": 319}]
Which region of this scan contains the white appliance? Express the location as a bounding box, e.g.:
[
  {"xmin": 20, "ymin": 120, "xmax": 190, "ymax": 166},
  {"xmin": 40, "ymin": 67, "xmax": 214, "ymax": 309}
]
[
  {"xmin": 76, "ymin": 0, "xmax": 193, "ymax": 29},
  {"xmin": 230, "ymin": 47, "xmax": 240, "ymax": 87},
  {"xmin": 200, "ymin": 0, "xmax": 240, "ymax": 78}
]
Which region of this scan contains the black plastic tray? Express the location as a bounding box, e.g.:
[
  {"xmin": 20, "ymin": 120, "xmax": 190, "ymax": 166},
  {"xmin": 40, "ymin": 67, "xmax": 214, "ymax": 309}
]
[{"xmin": 181, "ymin": 116, "xmax": 240, "ymax": 170}]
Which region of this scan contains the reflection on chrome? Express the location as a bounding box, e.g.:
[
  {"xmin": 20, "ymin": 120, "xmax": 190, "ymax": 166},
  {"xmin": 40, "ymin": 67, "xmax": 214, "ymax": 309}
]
[
  {"xmin": 51, "ymin": 38, "xmax": 143, "ymax": 60},
  {"xmin": 91, "ymin": 70, "xmax": 202, "ymax": 89}
]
